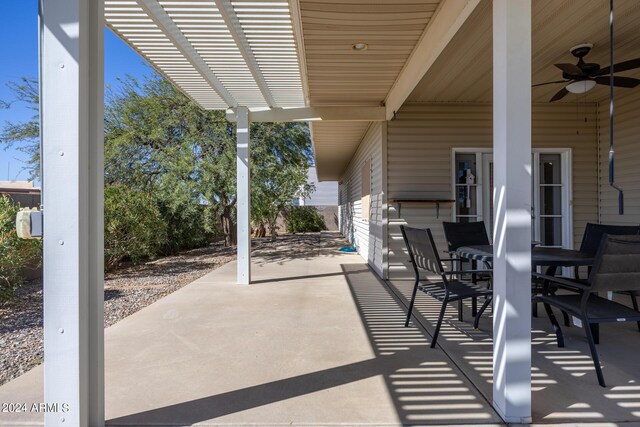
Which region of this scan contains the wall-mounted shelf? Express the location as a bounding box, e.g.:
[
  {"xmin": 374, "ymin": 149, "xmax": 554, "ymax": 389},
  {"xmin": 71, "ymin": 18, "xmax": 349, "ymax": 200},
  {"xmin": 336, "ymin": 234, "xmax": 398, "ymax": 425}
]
[{"xmin": 389, "ymin": 199, "xmax": 455, "ymax": 218}]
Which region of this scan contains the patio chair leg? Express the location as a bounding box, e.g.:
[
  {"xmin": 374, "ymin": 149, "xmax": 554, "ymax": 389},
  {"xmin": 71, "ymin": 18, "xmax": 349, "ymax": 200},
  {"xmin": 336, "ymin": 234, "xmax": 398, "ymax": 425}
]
[
  {"xmin": 543, "ymin": 302, "xmax": 564, "ymax": 348},
  {"xmin": 590, "ymin": 323, "xmax": 600, "ymax": 345},
  {"xmin": 543, "ymin": 266, "xmax": 570, "ymax": 326},
  {"xmin": 458, "ymin": 299, "xmax": 463, "ymax": 322},
  {"xmin": 405, "ymin": 279, "xmax": 419, "ymax": 327},
  {"xmin": 562, "ymin": 310, "xmax": 571, "ymax": 327},
  {"xmin": 532, "ymin": 300, "xmax": 538, "ymax": 317},
  {"xmin": 630, "ymin": 292, "xmax": 640, "ymax": 332},
  {"xmin": 471, "ymin": 296, "xmax": 477, "ymax": 317},
  {"xmin": 431, "ymin": 299, "xmax": 448, "ymax": 348},
  {"xmin": 584, "ymin": 320, "xmax": 606, "ymax": 387},
  {"xmin": 474, "ymin": 296, "xmax": 492, "ymax": 329}
]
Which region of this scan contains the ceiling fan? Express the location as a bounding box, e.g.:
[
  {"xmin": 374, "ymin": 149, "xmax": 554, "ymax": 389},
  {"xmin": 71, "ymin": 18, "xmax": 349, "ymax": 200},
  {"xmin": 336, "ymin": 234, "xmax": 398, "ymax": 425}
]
[{"xmin": 533, "ymin": 43, "xmax": 640, "ymax": 102}]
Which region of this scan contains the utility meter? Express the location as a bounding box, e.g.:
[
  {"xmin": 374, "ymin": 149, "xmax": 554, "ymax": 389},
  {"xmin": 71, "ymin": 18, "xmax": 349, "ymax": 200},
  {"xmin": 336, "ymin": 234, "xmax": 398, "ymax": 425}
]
[{"xmin": 16, "ymin": 208, "xmax": 43, "ymax": 239}]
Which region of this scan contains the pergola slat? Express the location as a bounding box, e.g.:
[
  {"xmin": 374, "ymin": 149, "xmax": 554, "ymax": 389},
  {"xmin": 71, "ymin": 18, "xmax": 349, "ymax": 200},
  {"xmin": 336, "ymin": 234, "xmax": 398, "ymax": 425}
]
[
  {"xmin": 137, "ymin": 0, "xmax": 236, "ymax": 107},
  {"xmin": 214, "ymin": 0, "xmax": 277, "ymax": 107},
  {"xmin": 104, "ymin": 0, "xmax": 306, "ymax": 110}
]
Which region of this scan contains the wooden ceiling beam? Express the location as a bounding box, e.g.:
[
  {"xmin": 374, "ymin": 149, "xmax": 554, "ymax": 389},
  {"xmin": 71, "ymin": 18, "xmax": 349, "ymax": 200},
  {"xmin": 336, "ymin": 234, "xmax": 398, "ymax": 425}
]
[
  {"xmin": 226, "ymin": 106, "xmax": 385, "ymax": 122},
  {"xmin": 384, "ymin": 0, "xmax": 482, "ymax": 120}
]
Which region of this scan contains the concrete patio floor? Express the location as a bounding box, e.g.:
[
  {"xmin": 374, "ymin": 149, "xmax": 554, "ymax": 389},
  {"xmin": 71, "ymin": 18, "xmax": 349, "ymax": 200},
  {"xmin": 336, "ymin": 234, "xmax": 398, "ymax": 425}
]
[{"xmin": 1, "ymin": 232, "xmax": 639, "ymax": 426}]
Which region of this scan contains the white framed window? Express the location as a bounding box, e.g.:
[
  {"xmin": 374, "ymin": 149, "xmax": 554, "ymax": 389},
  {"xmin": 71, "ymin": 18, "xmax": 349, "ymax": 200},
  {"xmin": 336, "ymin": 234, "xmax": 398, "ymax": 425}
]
[{"xmin": 451, "ymin": 148, "xmax": 573, "ymax": 249}]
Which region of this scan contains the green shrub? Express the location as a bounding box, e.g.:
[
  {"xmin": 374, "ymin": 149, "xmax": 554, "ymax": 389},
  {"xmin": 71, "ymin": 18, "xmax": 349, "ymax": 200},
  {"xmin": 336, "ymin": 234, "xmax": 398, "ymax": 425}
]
[
  {"xmin": 203, "ymin": 204, "xmax": 224, "ymax": 237},
  {"xmin": 155, "ymin": 190, "xmax": 213, "ymax": 255},
  {"xmin": 284, "ymin": 206, "xmax": 327, "ymax": 233},
  {"xmin": 104, "ymin": 185, "xmax": 167, "ymax": 269},
  {"xmin": 0, "ymin": 196, "xmax": 42, "ymax": 303}
]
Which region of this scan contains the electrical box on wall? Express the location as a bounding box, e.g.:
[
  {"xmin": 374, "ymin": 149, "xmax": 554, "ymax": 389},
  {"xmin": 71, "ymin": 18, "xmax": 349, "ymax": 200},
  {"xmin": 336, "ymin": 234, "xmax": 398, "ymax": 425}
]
[{"xmin": 16, "ymin": 209, "xmax": 43, "ymax": 239}]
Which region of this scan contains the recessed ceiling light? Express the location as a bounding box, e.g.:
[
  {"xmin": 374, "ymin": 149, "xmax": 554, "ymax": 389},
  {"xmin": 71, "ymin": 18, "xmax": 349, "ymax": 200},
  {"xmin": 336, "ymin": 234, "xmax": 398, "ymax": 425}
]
[{"xmin": 352, "ymin": 42, "xmax": 368, "ymax": 52}]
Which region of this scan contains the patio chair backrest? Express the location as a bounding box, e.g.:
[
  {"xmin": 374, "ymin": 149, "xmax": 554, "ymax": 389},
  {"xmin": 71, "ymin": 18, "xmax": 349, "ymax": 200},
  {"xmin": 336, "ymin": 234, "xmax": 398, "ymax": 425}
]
[
  {"xmin": 442, "ymin": 221, "xmax": 490, "ymax": 251},
  {"xmin": 400, "ymin": 226, "xmax": 446, "ymax": 278},
  {"xmin": 588, "ymin": 234, "xmax": 640, "ymax": 293},
  {"xmin": 579, "ymin": 223, "xmax": 640, "ymax": 255}
]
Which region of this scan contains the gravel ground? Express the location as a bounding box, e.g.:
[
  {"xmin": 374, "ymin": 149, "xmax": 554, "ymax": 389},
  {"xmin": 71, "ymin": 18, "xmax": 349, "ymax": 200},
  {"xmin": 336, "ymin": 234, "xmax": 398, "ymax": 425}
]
[{"xmin": 0, "ymin": 232, "xmax": 346, "ymax": 386}]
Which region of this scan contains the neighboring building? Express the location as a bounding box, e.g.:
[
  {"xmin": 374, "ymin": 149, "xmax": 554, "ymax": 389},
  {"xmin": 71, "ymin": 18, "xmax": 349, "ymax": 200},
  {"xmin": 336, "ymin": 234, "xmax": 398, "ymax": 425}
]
[
  {"xmin": 299, "ymin": 167, "xmax": 337, "ymax": 206},
  {"xmin": 0, "ymin": 181, "xmax": 41, "ymax": 208},
  {"xmin": 296, "ymin": 167, "xmax": 339, "ymax": 231}
]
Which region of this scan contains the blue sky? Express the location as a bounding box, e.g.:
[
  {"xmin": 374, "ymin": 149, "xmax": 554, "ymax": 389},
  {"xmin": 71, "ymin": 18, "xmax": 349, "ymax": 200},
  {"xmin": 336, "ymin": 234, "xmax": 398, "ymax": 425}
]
[{"xmin": 0, "ymin": 0, "xmax": 152, "ymax": 182}]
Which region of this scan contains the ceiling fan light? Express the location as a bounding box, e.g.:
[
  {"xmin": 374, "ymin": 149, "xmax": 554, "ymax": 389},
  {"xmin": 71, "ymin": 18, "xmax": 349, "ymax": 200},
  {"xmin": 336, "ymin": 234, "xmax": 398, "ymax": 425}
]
[{"xmin": 566, "ymin": 79, "xmax": 596, "ymax": 94}]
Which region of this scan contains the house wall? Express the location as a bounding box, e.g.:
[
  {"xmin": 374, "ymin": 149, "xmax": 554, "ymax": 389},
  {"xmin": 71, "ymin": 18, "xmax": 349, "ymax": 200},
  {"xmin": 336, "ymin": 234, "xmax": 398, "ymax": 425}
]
[
  {"xmin": 598, "ymin": 90, "xmax": 640, "ymax": 225},
  {"xmin": 386, "ymin": 103, "xmax": 599, "ymax": 278},
  {"xmin": 338, "ymin": 122, "xmax": 387, "ymax": 277}
]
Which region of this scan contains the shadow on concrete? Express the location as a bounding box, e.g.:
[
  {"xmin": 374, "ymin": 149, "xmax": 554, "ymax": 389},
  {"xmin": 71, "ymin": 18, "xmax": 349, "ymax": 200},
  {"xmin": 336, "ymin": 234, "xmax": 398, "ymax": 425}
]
[
  {"xmin": 252, "ymin": 232, "xmax": 351, "ymax": 265},
  {"xmin": 249, "ymin": 271, "xmax": 347, "ymax": 285},
  {"xmin": 340, "ymin": 264, "xmax": 498, "ymax": 425},
  {"xmin": 387, "ymin": 279, "xmax": 640, "ymax": 424},
  {"xmin": 107, "ymin": 264, "xmax": 498, "ymax": 426}
]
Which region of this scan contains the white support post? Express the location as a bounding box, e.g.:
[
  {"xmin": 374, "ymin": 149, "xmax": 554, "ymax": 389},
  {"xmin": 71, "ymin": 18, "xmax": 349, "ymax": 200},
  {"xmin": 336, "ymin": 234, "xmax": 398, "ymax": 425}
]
[
  {"xmin": 236, "ymin": 106, "xmax": 251, "ymax": 284},
  {"xmin": 492, "ymin": 0, "xmax": 532, "ymax": 423},
  {"xmin": 40, "ymin": 0, "xmax": 105, "ymax": 425}
]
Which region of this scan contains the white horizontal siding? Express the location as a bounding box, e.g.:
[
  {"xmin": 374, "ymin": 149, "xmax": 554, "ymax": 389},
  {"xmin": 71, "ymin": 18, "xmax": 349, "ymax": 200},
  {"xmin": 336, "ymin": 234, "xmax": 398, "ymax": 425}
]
[
  {"xmin": 387, "ymin": 103, "xmax": 599, "ymax": 278},
  {"xmin": 338, "ymin": 122, "xmax": 385, "ymax": 277},
  {"xmin": 598, "ymin": 90, "xmax": 640, "ymax": 225}
]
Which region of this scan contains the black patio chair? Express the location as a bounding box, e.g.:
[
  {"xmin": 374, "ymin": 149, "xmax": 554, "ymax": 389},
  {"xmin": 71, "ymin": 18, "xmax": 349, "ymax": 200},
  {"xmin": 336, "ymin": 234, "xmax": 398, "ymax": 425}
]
[
  {"xmin": 401, "ymin": 226, "xmax": 493, "ymax": 348},
  {"xmin": 534, "ymin": 234, "xmax": 640, "ymax": 387},
  {"xmin": 442, "ymin": 221, "xmax": 491, "ymax": 252},
  {"xmin": 576, "ymin": 223, "xmax": 640, "ymax": 330},
  {"xmin": 442, "ymin": 221, "xmax": 492, "ymax": 320},
  {"xmin": 578, "ymin": 223, "xmax": 640, "ymax": 256}
]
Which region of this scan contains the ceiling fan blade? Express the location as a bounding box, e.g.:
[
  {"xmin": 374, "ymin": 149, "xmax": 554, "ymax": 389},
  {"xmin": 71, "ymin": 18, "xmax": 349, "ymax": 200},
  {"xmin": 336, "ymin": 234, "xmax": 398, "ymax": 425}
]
[
  {"xmin": 595, "ymin": 75, "xmax": 640, "ymax": 88},
  {"xmin": 532, "ymin": 80, "xmax": 569, "ymax": 87},
  {"xmin": 549, "ymin": 87, "xmax": 569, "ymax": 102},
  {"xmin": 554, "ymin": 63, "xmax": 584, "ymax": 75},
  {"xmin": 595, "ymin": 58, "xmax": 640, "ymax": 76}
]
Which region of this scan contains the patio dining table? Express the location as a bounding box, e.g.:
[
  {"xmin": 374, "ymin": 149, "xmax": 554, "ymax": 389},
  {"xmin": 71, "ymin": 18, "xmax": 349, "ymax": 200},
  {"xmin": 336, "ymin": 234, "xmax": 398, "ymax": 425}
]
[
  {"xmin": 456, "ymin": 244, "xmax": 595, "ymax": 319},
  {"xmin": 456, "ymin": 244, "xmax": 594, "ymax": 272}
]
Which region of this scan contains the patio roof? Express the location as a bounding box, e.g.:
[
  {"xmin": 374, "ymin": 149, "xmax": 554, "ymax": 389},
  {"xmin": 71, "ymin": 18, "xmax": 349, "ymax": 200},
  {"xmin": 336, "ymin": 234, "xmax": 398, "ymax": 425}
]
[
  {"xmin": 310, "ymin": 0, "xmax": 640, "ymax": 180},
  {"xmin": 408, "ymin": 0, "xmax": 640, "ymax": 104},
  {"xmin": 105, "ymin": 0, "xmax": 489, "ymax": 181},
  {"xmin": 105, "ymin": 0, "xmax": 640, "ymax": 182},
  {"xmin": 302, "ymin": 0, "xmax": 479, "ymax": 181},
  {"xmin": 105, "ymin": 0, "xmax": 307, "ymax": 110}
]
